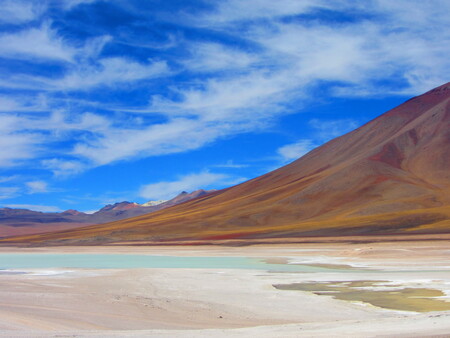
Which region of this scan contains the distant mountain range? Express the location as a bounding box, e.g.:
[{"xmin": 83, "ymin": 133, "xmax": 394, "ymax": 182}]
[
  {"xmin": 0, "ymin": 190, "xmax": 212, "ymax": 238},
  {"xmin": 1, "ymin": 82, "xmax": 450, "ymax": 245}
]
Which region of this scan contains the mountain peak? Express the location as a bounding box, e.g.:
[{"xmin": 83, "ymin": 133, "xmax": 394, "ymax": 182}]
[{"xmin": 97, "ymin": 201, "xmax": 139, "ymax": 213}]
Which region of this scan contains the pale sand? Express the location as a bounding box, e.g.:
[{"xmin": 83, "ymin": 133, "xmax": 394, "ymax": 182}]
[{"xmin": 0, "ymin": 241, "xmax": 449, "ymax": 337}]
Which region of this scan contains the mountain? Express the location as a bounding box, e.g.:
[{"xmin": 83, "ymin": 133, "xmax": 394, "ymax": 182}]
[
  {"xmin": 2, "ymin": 83, "xmax": 450, "ymax": 245},
  {"xmin": 0, "ymin": 190, "xmax": 213, "ymax": 238},
  {"xmin": 0, "ymin": 208, "xmax": 92, "ymax": 238}
]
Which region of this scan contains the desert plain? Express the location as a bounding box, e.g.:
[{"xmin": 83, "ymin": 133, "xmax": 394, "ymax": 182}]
[{"xmin": 1, "ymin": 239, "xmax": 450, "ymax": 337}]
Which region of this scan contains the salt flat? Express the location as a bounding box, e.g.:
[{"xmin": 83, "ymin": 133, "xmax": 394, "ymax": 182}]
[{"xmin": 0, "ymin": 241, "xmax": 449, "ymax": 337}]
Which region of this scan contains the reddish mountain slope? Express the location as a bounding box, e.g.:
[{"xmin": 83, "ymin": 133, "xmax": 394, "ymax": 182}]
[{"xmin": 2, "ymin": 83, "xmax": 450, "ymax": 245}]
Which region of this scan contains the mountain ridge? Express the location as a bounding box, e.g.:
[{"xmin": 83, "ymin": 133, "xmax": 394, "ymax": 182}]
[
  {"xmin": 2, "ymin": 82, "xmax": 449, "ymax": 245},
  {"xmin": 0, "ymin": 190, "xmax": 213, "ymax": 238}
]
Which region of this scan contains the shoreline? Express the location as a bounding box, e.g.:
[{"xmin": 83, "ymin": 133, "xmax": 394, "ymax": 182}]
[
  {"xmin": 2, "ymin": 233, "xmax": 450, "ymax": 248},
  {"xmin": 0, "ymin": 241, "xmax": 449, "ymax": 337}
]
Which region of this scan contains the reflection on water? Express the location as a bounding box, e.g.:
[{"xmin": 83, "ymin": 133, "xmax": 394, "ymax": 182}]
[{"xmin": 273, "ymin": 280, "xmax": 450, "ymax": 312}]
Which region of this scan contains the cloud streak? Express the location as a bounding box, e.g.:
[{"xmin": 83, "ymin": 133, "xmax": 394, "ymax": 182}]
[
  {"xmin": 2, "ymin": 204, "xmax": 62, "ymax": 212},
  {"xmin": 0, "ymin": 23, "xmax": 75, "ymax": 62},
  {"xmin": 277, "ymin": 140, "xmax": 317, "ymax": 162},
  {"xmin": 0, "ymin": 0, "xmax": 449, "ymax": 179},
  {"xmin": 139, "ymin": 171, "xmax": 245, "ymax": 200}
]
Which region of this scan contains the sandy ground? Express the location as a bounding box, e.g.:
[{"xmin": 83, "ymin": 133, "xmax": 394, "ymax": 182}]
[{"xmin": 0, "ymin": 241, "xmax": 450, "ymax": 337}]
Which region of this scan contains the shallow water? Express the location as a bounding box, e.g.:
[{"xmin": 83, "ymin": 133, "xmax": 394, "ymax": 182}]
[
  {"xmin": 273, "ymin": 280, "xmax": 450, "ymax": 312},
  {"xmin": 0, "ymin": 253, "xmax": 357, "ymax": 272}
]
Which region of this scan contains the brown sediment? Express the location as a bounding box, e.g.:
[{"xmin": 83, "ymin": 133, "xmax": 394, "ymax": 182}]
[
  {"xmin": 261, "ymin": 257, "xmax": 290, "ymax": 265},
  {"xmin": 301, "ymin": 263, "xmax": 367, "ymax": 271}
]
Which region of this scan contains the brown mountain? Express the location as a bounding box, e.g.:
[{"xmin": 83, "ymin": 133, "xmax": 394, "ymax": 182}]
[
  {"xmin": 0, "ymin": 190, "xmax": 212, "ymax": 238},
  {"xmin": 2, "ymin": 83, "xmax": 450, "ymax": 245}
]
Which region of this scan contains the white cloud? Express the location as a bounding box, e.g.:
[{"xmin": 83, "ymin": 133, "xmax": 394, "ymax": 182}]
[
  {"xmin": 0, "ymin": 187, "xmax": 20, "ymax": 200},
  {"xmin": 0, "ymin": 130, "xmax": 41, "ymax": 167},
  {"xmin": 0, "ymin": 94, "xmax": 48, "ymax": 113},
  {"xmin": 26, "ymin": 180, "xmax": 48, "ymax": 194},
  {"xmin": 0, "ymin": 97, "xmax": 23, "ymax": 112},
  {"xmin": 0, "ymin": 1, "xmax": 44, "ymax": 24},
  {"xmin": 71, "ymin": 118, "xmax": 225, "ymax": 166},
  {"xmin": 0, "ymin": 111, "xmax": 113, "ymax": 171},
  {"xmin": 199, "ymin": 0, "xmax": 320, "ymax": 24},
  {"xmin": 277, "ymin": 140, "xmax": 317, "ymax": 162},
  {"xmin": 0, "ymin": 23, "xmax": 76, "ymax": 62},
  {"xmin": 183, "ymin": 43, "xmax": 257, "ymax": 72},
  {"xmin": 254, "ymin": 24, "xmax": 376, "ymax": 84},
  {"xmin": 139, "ymin": 171, "xmax": 245, "ymax": 200},
  {"xmin": 277, "ymin": 118, "xmax": 360, "ymax": 163},
  {"xmin": 57, "ymin": 58, "xmax": 169, "ymax": 90},
  {"xmin": 213, "ymin": 160, "xmax": 249, "ymax": 169},
  {"xmin": 197, "ymin": 0, "xmax": 450, "ymax": 96},
  {"xmin": 150, "ymin": 70, "xmax": 298, "ymax": 122},
  {"xmin": 0, "ymin": 56, "xmax": 168, "ymax": 91},
  {"xmin": 0, "ymin": 176, "xmax": 18, "ymax": 184},
  {"xmin": 61, "ymin": 0, "xmax": 98, "ymax": 10},
  {"xmin": 41, "ymin": 159, "xmax": 87, "ymax": 177},
  {"xmin": 1, "ymin": 0, "xmax": 450, "ymax": 179},
  {"xmin": 309, "ymin": 118, "xmax": 359, "ymax": 141},
  {"xmin": 2, "ymin": 204, "xmax": 62, "ymax": 212}
]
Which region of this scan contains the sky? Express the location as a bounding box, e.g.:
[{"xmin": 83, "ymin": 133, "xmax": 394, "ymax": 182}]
[{"xmin": 0, "ymin": 0, "xmax": 449, "ymax": 213}]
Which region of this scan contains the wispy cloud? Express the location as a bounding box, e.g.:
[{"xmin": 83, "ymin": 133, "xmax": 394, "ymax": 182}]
[
  {"xmin": 0, "ymin": 1, "xmax": 44, "ymax": 24},
  {"xmin": 212, "ymin": 160, "xmax": 249, "ymax": 169},
  {"xmin": 0, "ymin": 187, "xmax": 20, "ymax": 200},
  {"xmin": 56, "ymin": 58, "xmax": 170, "ymax": 90},
  {"xmin": 277, "ymin": 140, "xmax": 317, "ymax": 162},
  {"xmin": 26, "ymin": 180, "xmax": 49, "ymax": 194},
  {"xmin": 150, "ymin": 70, "xmax": 299, "ymax": 123},
  {"xmin": 139, "ymin": 171, "xmax": 245, "ymax": 200},
  {"xmin": 309, "ymin": 118, "xmax": 359, "ymax": 141},
  {"xmin": 0, "ymin": 0, "xmax": 449, "ymax": 189},
  {"xmin": 277, "ymin": 118, "xmax": 360, "ymax": 163},
  {"xmin": 183, "ymin": 43, "xmax": 257, "ymax": 72},
  {"xmin": 198, "ymin": 0, "xmax": 319, "ymax": 24},
  {"xmin": 2, "ymin": 204, "xmax": 62, "ymax": 212},
  {"xmin": 60, "ymin": 0, "xmax": 98, "ymax": 10},
  {"xmin": 0, "ymin": 176, "xmax": 18, "ymax": 184},
  {"xmin": 0, "ymin": 23, "xmax": 76, "ymax": 62},
  {"xmin": 0, "ymin": 126, "xmax": 41, "ymax": 168},
  {"xmin": 41, "ymin": 159, "xmax": 87, "ymax": 177}
]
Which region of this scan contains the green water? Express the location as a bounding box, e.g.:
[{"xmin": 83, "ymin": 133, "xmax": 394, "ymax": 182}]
[{"xmin": 0, "ymin": 253, "xmax": 344, "ymax": 272}]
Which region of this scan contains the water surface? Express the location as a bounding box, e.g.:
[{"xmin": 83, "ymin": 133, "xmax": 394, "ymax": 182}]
[{"xmin": 0, "ymin": 253, "xmax": 354, "ymax": 272}]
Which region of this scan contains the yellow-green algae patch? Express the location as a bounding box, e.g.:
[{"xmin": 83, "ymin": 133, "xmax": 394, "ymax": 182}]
[{"xmin": 273, "ymin": 280, "xmax": 450, "ymax": 312}]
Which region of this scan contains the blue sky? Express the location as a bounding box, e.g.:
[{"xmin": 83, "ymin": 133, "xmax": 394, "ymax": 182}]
[{"xmin": 0, "ymin": 0, "xmax": 449, "ymax": 213}]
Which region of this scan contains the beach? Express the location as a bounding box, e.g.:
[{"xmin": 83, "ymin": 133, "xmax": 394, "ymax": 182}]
[{"xmin": 0, "ymin": 241, "xmax": 450, "ymax": 337}]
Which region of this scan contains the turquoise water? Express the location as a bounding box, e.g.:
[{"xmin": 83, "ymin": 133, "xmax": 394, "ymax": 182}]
[{"xmin": 0, "ymin": 253, "xmax": 340, "ymax": 272}]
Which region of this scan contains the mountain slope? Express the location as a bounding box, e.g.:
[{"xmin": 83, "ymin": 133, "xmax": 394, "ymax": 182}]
[
  {"xmin": 0, "ymin": 190, "xmax": 212, "ymax": 238},
  {"xmin": 2, "ymin": 83, "xmax": 450, "ymax": 245}
]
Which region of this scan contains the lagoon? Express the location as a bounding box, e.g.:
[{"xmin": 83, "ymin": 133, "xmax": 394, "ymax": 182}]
[{"xmin": 0, "ymin": 253, "xmax": 343, "ymax": 272}]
